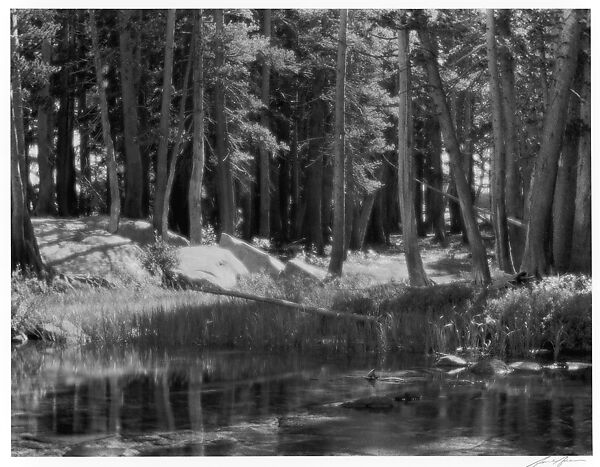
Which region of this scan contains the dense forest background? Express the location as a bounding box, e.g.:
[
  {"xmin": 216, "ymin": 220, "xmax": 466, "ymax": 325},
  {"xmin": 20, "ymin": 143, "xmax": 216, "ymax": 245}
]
[{"xmin": 10, "ymin": 9, "xmax": 591, "ymax": 283}]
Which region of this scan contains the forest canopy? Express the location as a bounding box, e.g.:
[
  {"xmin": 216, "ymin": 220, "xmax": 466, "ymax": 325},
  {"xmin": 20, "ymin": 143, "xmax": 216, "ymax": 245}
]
[{"xmin": 10, "ymin": 9, "xmax": 591, "ymax": 282}]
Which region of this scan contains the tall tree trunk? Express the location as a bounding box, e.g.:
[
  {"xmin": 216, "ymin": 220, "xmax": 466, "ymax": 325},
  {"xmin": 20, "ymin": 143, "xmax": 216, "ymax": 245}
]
[
  {"xmin": 426, "ymin": 115, "xmax": 446, "ymax": 244},
  {"xmin": 397, "ymin": 23, "xmax": 429, "ymax": 286},
  {"xmin": 214, "ymin": 10, "xmax": 234, "ymax": 235},
  {"xmin": 189, "ymin": 11, "xmax": 205, "ymax": 245},
  {"xmin": 162, "ymin": 38, "xmax": 192, "ymax": 239},
  {"xmin": 304, "ymin": 76, "xmax": 326, "ymax": 254},
  {"xmin": 497, "ymin": 10, "xmax": 524, "ymax": 268},
  {"xmin": 416, "ymin": 13, "xmax": 490, "ymax": 285},
  {"xmin": 90, "ymin": 10, "xmax": 121, "ymax": 234},
  {"xmin": 413, "ymin": 152, "xmax": 426, "ymax": 237},
  {"xmin": 11, "ymin": 14, "xmax": 44, "ymax": 274},
  {"xmin": 56, "ymin": 15, "xmax": 78, "ymax": 217},
  {"xmin": 78, "ymin": 90, "xmax": 91, "ymax": 215},
  {"xmin": 35, "ymin": 36, "xmax": 54, "ymax": 215},
  {"xmin": 119, "ymin": 10, "xmax": 144, "ymax": 219},
  {"xmin": 570, "ymin": 30, "xmax": 590, "ymax": 274},
  {"xmin": 153, "ymin": 9, "xmax": 176, "ymax": 234},
  {"xmin": 520, "ymin": 10, "xmax": 582, "ymax": 276},
  {"xmin": 328, "ymin": 9, "xmax": 348, "ymax": 276},
  {"xmin": 258, "ymin": 9, "xmax": 272, "ymax": 238},
  {"xmin": 486, "ymin": 9, "xmax": 513, "ymax": 273}
]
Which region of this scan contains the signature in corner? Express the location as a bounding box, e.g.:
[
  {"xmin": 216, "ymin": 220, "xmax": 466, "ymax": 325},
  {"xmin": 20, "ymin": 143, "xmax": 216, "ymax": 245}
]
[{"xmin": 527, "ymin": 456, "xmax": 586, "ymax": 467}]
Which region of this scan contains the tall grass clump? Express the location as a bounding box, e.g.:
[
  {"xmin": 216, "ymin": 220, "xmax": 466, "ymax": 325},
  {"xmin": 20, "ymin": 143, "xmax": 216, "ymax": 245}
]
[
  {"xmin": 481, "ymin": 274, "xmax": 591, "ymax": 359},
  {"xmin": 141, "ymin": 236, "xmax": 180, "ymax": 285}
]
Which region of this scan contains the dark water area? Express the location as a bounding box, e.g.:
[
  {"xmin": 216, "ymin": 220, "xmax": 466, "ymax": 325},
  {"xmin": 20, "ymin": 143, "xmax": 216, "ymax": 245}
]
[{"xmin": 12, "ymin": 344, "xmax": 592, "ymax": 456}]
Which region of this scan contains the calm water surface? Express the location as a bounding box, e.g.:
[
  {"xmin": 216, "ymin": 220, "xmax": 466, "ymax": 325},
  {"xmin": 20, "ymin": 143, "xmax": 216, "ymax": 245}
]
[{"xmin": 12, "ymin": 344, "xmax": 592, "ymax": 456}]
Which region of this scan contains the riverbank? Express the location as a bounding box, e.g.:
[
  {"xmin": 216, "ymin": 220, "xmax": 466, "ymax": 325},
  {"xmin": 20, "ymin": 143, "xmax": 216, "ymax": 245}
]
[{"xmin": 11, "ymin": 217, "xmax": 592, "ymax": 359}]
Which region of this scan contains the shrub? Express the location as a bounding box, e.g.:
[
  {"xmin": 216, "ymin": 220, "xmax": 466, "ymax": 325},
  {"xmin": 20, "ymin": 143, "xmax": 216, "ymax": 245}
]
[
  {"xmin": 141, "ymin": 235, "xmax": 180, "ymax": 285},
  {"xmin": 482, "ymin": 274, "xmax": 591, "ymax": 359}
]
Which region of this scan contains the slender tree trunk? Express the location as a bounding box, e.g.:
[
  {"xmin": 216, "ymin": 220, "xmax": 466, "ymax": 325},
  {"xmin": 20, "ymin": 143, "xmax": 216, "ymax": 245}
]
[
  {"xmin": 90, "ymin": 10, "xmax": 120, "ymax": 234},
  {"xmin": 162, "ymin": 39, "xmax": 192, "ymax": 239},
  {"xmin": 570, "ymin": 31, "xmax": 590, "ymax": 273},
  {"xmin": 426, "ymin": 115, "xmax": 446, "ymax": 243},
  {"xmin": 328, "ymin": 9, "xmax": 348, "ymax": 276},
  {"xmin": 521, "ymin": 10, "xmax": 582, "ymax": 276},
  {"xmin": 486, "ymin": 9, "xmax": 513, "ymax": 273},
  {"xmin": 35, "ymin": 36, "xmax": 54, "ymax": 215},
  {"xmin": 214, "ymin": 10, "xmax": 234, "ymax": 235},
  {"xmin": 416, "ymin": 14, "xmax": 490, "ymax": 284},
  {"xmin": 497, "ymin": 10, "xmax": 524, "ymax": 268},
  {"xmin": 259, "ymin": 9, "xmax": 272, "ymax": 237},
  {"xmin": 153, "ymin": 9, "xmax": 176, "ymax": 233},
  {"xmin": 397, "ymin": 23, "xmax": 429, "ymax": 286},
  {"xmin": 189, "ymin": 11, "xmax": 205, "ymax": 245},
  {"xmin": 78, "ymin": 90, "xmax": 91, "ymax": 215},
  {"xmin": 305, "ymin": 76, "xmax": 326, "ymax": 254},
  {"xmin": 119, "ymin": 10, "xmax": 144, "ymax": 219},
  {"xmin": 413, "ymin": 152, "xmax": 426, "ymax": 237}
]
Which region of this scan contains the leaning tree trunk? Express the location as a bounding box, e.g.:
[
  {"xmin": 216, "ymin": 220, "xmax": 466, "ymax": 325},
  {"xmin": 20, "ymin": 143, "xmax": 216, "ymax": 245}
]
[
  {"xmin": 497, "ymin": 10, "xmax": 524, "ymax": 268},
  {"xmin": 397, "ymin": 23, "xmax": 430, "ymax": 286},
  {"xmin": 328, "ymin": 9, "xmax": 348, "ymax": 276},
  {"xmin": 570, "ymin": 29, "xmax": 591, "ymax": 274},
  {"xmin": 189, "ymin": 11, "xmax": 205, "ymax": 245},
  {"xmin": 258, "ymin": 9, "xmax": 272, "ymax": 238},
  {"xmin": 90, "ymin": 10, "xmax": 120, "ymax": 234},
  {"xmin": 520, "ymin": 10, "xmax": 582, "ymax": 276},
  {"xmin": 416, "ymin": 14, "xmax": 490, "ymax": 285},
  {"xmin": 153, "ymin": 9, "xmax": 176, "ymax": 234},
  {"xmin": 486, "ymin": 9, "xmax": 513, "ymax": 273},
  {"xmin": 162, "ymin": 41, "xmax": 192, "ymax": 239},
  {"xmin": 214, "ymin": 9, "xmax": 235, "ymax": 235},
  {"xmin": 119, "ymin": 10, "xmax": 144, "ymax": 219}
]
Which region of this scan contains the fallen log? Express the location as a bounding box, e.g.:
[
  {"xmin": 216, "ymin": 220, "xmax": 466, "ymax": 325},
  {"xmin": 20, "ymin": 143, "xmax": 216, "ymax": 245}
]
[{"xmin": 175, "ymin": 276, "xmax": 378, "ymax": 323}]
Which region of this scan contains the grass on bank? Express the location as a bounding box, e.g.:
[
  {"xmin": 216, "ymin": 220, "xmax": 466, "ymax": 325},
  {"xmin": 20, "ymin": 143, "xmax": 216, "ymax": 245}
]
[{"xmin": 11, "ymin": 263, "xmax": 592, "ymax": 359}]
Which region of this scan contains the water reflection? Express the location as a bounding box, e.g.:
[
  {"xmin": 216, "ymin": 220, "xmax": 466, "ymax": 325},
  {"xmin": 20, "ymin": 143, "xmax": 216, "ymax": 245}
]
[{"xmin": 12, "ymin": 345, "xmax": 592, "ymax": 456}]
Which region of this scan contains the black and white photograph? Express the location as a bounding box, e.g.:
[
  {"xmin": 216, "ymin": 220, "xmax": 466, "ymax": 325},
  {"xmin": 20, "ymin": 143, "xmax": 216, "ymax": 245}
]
[{"xmin": 9, "ymin": 2, "xmax": 595, "ymax": 460}]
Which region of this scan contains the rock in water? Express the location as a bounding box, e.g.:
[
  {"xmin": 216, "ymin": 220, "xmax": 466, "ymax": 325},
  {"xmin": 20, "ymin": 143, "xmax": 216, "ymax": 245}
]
[
  {"xmin": 435, "ymin": 354, "xmax": 468, "ymax": 368},
  {"xmin": 394, "ymin": 392, "xmax": 422, "ymax": 402},
  {"xmin": 509, "ymin": 361, "xmax": 543, "ymax": 373},
  {"xmin": 469, "ymin": 358, "xmax": 512, "ymax": 376},
  {"xmin": 341, "ymin": 396, "xmax": 395, "ymax": 410}
]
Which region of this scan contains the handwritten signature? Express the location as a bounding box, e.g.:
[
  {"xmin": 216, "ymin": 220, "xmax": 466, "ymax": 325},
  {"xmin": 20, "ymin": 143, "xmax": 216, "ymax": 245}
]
[{"xmin": 526, "ymin": 457, "xmax": 585, "ymax": 467}]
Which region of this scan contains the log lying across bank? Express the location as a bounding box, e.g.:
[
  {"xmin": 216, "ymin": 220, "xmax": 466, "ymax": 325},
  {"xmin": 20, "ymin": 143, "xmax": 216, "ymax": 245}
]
[{"xmin": 181, "ymin": 280, "xmax": 378, "ymax": 323}]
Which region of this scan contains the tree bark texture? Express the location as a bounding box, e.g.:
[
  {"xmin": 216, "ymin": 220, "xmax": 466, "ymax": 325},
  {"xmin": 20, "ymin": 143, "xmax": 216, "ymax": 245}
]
[
  {"xmin": 329, "ymin": 9, "xmax": 348, "ymax": 276},
  {"xmin": 520, "ymin": 10, "xmax": 582, "ymax": 276},
  {"xmin": 214, "ymin": 10, "xmax": 235, "ymax": 235},
  {"xmin": 426, "ymin": 115, "xmax": 446, "ymax": 243},
  {"xmin": 570, "ymin": 31, "xmax": 591, "ymax": 273},
  {"xmin": 416, "ymin": 15, "xmax": 491, "ymax": 285},
  {"xmin": 119, "ymin": 10, "xmax": 144, "ymax": 219},
  {"xmin": 397, "ymin": 24, "xmax": 429, "ymax": 286},
  {"xmin": 486, "ymin": 9, "xmax": 513, "ymax": 273},
  {"xmin": 90, "ymin": 10, "xmax": 121, "ymax": 234},
  {"xmin": 153, "ymin": 9, "xmax": 176, "ymax": 233},
  {"xmin": 189, "ymin": 11, "xmax": 205, "ymax": 245},
  {"xmin": 259, "ymin": 9, "xmax": 272, "ymax": 238},
  {"xmin": 497, "ymin": 10, "xmax": 524, "ymax": 268}
]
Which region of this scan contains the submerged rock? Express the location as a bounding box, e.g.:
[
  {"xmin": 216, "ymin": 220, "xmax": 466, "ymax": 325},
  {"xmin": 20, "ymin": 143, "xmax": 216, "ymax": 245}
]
[
  {"xmin": 341, "ymin": 395, "xmax": 395, "ymax": 410},
  {"xmin": 219, "ymin": 233, "xmax": 284, "ymax": 278},
  {"xmin": 435, "ymin": 354, "xmax": 468, "ymax": 368},
  {"xmin": 509, "ymin": 361, "xmax": 543, "ymax": 373},
  {"xmin": 469, "ymin": 358, "xmax": 512, "ymax": 376}
]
